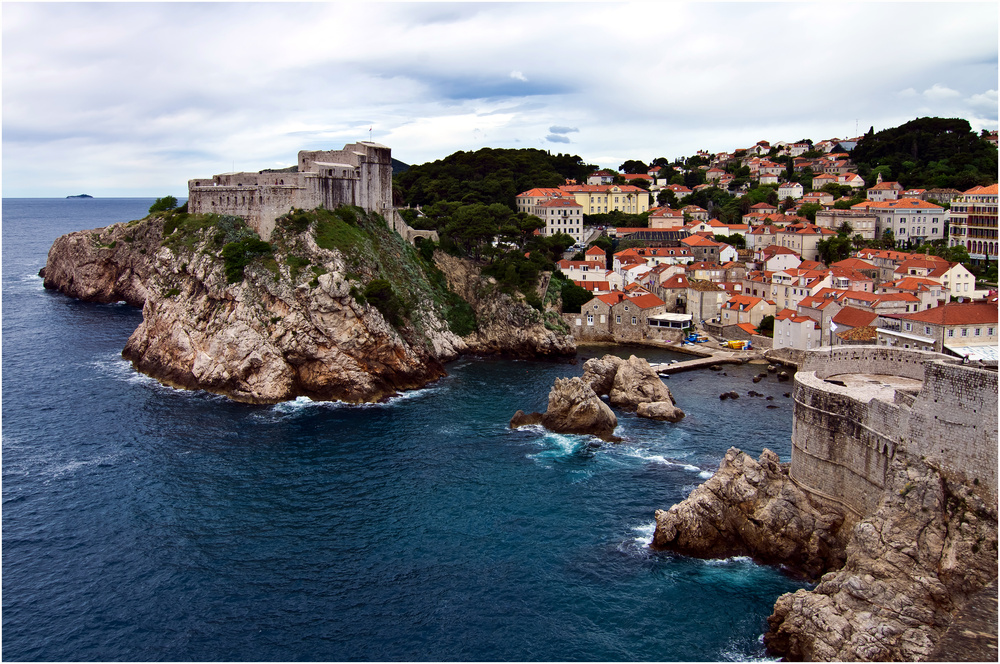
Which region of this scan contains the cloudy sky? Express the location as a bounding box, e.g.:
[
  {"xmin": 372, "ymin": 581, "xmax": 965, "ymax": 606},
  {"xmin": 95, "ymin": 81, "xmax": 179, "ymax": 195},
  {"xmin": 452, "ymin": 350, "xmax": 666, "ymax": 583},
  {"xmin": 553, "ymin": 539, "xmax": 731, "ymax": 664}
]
[{"xmin": 3, "ymin": 1, "xmax": 997, "ymax": 197}]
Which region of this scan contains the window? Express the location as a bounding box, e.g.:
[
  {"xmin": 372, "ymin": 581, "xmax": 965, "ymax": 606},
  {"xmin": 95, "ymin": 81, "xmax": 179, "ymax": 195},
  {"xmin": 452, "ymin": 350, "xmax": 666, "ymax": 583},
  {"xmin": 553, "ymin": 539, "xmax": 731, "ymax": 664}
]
[
  {"xmin": 975, "ymin": 328, "xmax": 981, "ymax": 336},
  {"xmin": 925, "ymin": 326, "xmax": 931, "ymax": 335},
  {"xmin": 616, "ymin": 315, "xmax": 622, "ymax": 324},
  {"xmin": 632, "ymin": 316, "xmax": 637, "ymax": 325},
  {"xmin": 988, "ymin": 327, "xmax": 995, "ymax": 336},
  {"xmin": 948, "ymin": 329, "xmax": 955, "ymax": 337},
  {"xmin": 904, "ymin": 322, "xmax": 912, "ymax": 331},
  {"xmin": 961, "ymin": 328, "xmax": 968, "ymax": 337}
]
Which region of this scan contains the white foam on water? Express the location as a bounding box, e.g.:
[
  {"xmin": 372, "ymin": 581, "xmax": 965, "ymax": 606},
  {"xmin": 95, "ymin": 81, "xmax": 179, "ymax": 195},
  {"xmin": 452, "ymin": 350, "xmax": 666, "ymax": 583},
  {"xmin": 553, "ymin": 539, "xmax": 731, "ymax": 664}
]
[
  {"xmin": 632, "ymin": 521, "xmax": 656, "ymax": 547},
  {"xmin": 620, "ymin": 447, "xmax": 708, "ymax": 477},
  {"xmin": 702, "ymin": 555, "xmax": 754, "ymax": 566}
]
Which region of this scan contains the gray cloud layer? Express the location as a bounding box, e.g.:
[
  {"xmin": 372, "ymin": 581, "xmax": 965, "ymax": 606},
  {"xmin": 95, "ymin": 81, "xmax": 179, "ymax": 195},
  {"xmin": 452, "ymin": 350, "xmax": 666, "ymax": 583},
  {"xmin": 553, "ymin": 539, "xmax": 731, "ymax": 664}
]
[{"xmin": 2, "ymin": 2, "xmax": 997, "ymax": 196}]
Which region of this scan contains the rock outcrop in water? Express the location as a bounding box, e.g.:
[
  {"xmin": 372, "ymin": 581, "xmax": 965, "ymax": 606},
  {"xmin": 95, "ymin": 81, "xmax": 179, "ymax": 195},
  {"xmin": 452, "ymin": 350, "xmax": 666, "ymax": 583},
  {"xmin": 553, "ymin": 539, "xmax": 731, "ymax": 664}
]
[
  {"xmin": 41, "ymin": 207, "xmax": 575, "ymax": 403},
  {"xmin": 510, "ymin": 376, "xmax": 619, "ymax": 441},
  {"xmin": 582, "ymin": 354, "xmax": 684, "ymax": 422},
  {"xmin": 652, "ymin": 448, "xmax": 850, "ymax": 577},
  {"xmin": 653, "ymin": 447, "xmax": 999, "ymax": 661}
]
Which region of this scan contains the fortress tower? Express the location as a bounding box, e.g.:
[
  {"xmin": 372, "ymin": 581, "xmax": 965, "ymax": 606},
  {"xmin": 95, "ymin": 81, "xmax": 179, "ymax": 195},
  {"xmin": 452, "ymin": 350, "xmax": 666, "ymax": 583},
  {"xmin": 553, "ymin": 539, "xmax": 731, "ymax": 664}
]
[{"xmin": 187, "ymin": 142, "xmax": 393, "ymax": 240}]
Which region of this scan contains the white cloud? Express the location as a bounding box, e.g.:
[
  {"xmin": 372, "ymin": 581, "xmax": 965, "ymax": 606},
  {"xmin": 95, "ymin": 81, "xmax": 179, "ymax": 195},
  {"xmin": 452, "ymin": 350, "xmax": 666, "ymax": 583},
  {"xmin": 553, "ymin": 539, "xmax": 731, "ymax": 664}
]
[
  {"xmin": 922, "ymin": 84, "xmax": 962, "ymax": 101},
  {"xmin": 2, "ymin": 1, "xmax": 997, "ymax": 195}
]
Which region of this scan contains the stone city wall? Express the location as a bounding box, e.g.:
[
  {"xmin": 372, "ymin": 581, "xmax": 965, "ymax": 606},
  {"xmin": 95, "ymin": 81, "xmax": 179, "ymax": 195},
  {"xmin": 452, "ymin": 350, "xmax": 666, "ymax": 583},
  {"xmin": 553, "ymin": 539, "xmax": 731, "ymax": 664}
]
[{"xmin": 791, "ymin": 346, "xmax": 997, "ymax": 516}]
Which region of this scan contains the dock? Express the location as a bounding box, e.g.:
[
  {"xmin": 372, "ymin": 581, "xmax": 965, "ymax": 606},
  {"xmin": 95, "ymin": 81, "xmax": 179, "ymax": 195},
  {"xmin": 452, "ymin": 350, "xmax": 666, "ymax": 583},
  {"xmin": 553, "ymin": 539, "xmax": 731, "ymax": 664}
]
[{"xmin": 652, "ymin": 350, "xmax": 748, "ymax": 375}]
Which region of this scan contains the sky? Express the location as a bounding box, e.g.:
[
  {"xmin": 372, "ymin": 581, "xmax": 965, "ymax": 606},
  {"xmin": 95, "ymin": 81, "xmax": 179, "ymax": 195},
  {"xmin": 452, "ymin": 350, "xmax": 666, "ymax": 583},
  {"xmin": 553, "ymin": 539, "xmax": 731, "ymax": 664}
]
[{"xmin": 2, "ymin": 1, "xmax": 998, "ymax": 197}]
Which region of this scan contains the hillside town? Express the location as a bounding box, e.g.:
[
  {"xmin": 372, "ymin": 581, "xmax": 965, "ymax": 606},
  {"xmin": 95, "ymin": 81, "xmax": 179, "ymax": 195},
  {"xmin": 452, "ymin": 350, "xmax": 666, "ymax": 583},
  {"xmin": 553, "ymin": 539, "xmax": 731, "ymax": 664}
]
[{"xmin": 521, "ymin": 136, "xmax": 999, "ymax": 362}]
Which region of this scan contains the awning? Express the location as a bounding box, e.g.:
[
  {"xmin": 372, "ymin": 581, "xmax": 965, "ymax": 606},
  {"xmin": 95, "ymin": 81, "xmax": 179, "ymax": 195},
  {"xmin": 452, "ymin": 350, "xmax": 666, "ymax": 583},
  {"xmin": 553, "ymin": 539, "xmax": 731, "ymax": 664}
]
[{"xmin": 944, "ymin": 344, "xmax": 999, "ymax": 362}]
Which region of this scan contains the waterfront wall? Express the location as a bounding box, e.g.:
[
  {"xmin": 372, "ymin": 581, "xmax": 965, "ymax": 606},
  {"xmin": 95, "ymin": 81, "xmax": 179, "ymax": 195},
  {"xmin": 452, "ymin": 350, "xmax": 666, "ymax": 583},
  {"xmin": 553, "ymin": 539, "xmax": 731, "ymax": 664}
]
[{"xmin": 791, "ymin": 346, "xmax": 997, "ymax": 516}]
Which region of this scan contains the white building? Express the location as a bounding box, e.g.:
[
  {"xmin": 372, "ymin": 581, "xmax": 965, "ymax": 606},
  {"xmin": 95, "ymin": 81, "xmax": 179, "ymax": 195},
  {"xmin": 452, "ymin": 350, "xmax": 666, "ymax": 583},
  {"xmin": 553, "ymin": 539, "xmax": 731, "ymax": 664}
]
[{"xmin": 535, "ymin": 198, "xmax": 585, "ymax": 244}]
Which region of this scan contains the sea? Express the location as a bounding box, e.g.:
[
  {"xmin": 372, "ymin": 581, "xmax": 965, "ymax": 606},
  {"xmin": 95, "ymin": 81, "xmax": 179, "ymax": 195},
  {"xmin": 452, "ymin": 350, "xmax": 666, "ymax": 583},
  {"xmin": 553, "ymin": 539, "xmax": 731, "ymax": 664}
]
[{"xmin": 2, "ymin": 197, "xmax": 807, "ymax": 662}]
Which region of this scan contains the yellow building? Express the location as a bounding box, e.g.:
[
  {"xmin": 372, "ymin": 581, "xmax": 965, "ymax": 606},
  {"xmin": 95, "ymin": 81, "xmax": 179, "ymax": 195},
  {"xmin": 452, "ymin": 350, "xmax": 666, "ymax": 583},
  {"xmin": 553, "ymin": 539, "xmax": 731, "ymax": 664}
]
[{"xmin": 516, "ymin": 184, "xmax": 650, "ymax": 217}]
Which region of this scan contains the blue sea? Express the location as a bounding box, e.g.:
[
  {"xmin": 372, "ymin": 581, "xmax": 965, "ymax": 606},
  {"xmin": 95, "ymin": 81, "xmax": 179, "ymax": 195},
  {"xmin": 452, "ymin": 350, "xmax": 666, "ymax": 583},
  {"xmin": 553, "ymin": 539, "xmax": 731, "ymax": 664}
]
[{"xmin": 2, "ymin": 198, "xmax": 806, "ymax": 662}]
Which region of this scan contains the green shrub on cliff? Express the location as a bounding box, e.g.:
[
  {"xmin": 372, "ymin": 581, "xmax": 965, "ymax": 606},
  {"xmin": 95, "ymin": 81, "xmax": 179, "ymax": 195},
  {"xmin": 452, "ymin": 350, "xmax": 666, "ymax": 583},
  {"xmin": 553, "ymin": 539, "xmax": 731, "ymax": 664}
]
[
  {"xmin": 362, "ymin": 278, "xmax": 406, "ymax": 327},
  {"xmin": 222, "ymin": 236, "xmax": 274, "ymax": 283}
]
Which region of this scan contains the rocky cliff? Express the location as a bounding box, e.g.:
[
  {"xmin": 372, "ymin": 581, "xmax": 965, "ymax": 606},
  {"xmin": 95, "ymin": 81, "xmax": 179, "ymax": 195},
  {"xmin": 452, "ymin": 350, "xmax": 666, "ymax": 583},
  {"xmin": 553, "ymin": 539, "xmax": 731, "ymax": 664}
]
[
  {"xmin": 42, "ymin": 206, "xmax": 575, "ymax": 403},
  {"xmin": 653, "ymin": 447, "xmax": 998, "ymax": 661}
]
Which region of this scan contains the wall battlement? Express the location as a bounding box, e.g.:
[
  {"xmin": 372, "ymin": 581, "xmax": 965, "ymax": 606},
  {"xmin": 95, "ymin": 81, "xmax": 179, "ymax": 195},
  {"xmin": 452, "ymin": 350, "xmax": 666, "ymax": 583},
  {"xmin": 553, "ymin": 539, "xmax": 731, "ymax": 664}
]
[
  {"xmin": 791, "ymin": 346, "xmax": 997, "ymax": 516},
  {"xmin": 188, "ymin": 142, "xmax": 394, "ymax": 240}
]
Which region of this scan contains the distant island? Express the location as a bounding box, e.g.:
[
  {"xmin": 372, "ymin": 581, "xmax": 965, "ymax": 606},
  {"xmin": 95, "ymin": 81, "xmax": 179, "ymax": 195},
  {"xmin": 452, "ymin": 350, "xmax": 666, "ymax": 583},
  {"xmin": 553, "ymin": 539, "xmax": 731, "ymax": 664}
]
[{"xmin": 66, "ymin": 194, "xmax": 93, "ymax": 198}]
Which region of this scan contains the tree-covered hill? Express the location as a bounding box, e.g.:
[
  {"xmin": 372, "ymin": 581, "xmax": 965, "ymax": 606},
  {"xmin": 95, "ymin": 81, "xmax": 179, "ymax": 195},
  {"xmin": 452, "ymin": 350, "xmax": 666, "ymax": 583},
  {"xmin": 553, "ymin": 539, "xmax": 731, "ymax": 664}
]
[
  {"xmin": 851, "ymin": 117, "xmax": 997, "ymax": 190},
  {"xmin": 393, "ymin": 147, "xmax": 597, "ymax": 209}
]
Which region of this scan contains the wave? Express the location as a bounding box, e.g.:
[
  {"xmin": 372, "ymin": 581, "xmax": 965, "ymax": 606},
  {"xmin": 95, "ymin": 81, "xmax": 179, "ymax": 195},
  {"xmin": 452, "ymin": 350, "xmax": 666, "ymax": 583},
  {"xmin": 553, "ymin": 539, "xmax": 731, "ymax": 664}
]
[
  {"xmin": 269, "ymin": 384, "xmax": 446, "ymax": 416},
  {"xmin": 632, "ymin": 521, "xmax": 656, "ymax": 547},
  {"xmin": 621, "ymin": 447, "xmax": 710, "ymax": 476}
]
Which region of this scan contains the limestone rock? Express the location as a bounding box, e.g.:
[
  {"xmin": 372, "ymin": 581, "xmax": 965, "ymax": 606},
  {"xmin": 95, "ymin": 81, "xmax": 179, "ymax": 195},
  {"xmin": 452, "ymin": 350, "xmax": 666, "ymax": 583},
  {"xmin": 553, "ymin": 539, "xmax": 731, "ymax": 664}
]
[
  {"xmin": 511, "ymin": 377, "xmax": 618, "ymax": 441},
  {"xmin": 652, "ymin": 447, "xmax": 851, "ymax": 578},
  {"xmin": 763, "ymin": 456, "xmax": 999, "ymax": 661},
  {"xmin": 635, "ymin": 401, "xmax": 685, "ymax": 422},
  {"xmin": 42, "ymin": 210, "xmax": 575, "ymax": 404},
  {"xmin": 582, "ymin": 354, "xmax": 684, "ymax": 422}
]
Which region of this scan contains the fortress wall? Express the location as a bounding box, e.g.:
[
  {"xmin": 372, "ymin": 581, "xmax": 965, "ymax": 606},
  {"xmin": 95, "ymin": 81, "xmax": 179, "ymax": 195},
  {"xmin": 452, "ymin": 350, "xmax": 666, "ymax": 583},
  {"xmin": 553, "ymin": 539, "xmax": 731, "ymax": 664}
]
[
  {"xmin": 907, "ymin": 363, "xmax": 998, "ymax": 499},
  {"xmin": 792, "ymin": 375, "xmax": 896, "ymax": 515},
  {"xmin": 801, "ymin": 345, "xmax": 951, "ymax": 380},
  {"xmin": 791, "ymin": 347, "xmax": 998, "ymax": 515}
]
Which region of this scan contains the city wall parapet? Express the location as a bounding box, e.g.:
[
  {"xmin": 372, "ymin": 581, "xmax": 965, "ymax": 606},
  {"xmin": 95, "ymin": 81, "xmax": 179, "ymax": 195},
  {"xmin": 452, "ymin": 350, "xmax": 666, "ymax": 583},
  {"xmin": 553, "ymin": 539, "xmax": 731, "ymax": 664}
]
[{"xmin": 791, "ymin": 346, "xmax": 997, "ymax": 516}]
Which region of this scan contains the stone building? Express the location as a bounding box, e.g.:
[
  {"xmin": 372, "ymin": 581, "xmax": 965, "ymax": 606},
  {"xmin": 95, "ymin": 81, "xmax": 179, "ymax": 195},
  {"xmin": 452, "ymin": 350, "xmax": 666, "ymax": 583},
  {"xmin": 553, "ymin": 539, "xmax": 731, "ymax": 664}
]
[{"xmin": 188, "ymin": 142, "xmax": 394, "ymax": 240}]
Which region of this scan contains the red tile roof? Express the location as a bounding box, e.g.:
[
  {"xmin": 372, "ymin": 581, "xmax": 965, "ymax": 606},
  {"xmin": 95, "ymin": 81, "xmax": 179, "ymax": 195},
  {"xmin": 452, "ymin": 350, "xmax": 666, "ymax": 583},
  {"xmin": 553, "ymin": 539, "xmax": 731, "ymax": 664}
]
[
  {"xmin": 899, "ymin": 301, "xmax": 998, "ymax": 326},
  {"xmin": 832, "ymin": 306, "xmax": 878, "ymax": 328}
]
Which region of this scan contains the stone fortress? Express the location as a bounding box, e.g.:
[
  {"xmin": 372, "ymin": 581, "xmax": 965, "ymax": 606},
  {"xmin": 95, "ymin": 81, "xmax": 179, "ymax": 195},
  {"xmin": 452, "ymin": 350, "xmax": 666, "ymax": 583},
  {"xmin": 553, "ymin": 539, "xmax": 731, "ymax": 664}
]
[
  {"xmin": 789, "ymin": 346, "xmax": 997, "ymax": 517},
  {"xmin": 188, "ymin": 142, "xmax": 397, "ymax": 241}
]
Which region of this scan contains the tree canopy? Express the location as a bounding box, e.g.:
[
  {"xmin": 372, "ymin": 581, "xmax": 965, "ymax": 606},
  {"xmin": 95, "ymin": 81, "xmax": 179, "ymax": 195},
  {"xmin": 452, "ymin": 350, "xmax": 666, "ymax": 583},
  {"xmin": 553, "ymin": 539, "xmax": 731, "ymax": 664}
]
[
  {"xmin": 851, "ymin": 117, "xmax": 997, "ymax": 190},
  {"xmin": 394, "ymin": 147, "xmax": 597, "ymax": 210}
]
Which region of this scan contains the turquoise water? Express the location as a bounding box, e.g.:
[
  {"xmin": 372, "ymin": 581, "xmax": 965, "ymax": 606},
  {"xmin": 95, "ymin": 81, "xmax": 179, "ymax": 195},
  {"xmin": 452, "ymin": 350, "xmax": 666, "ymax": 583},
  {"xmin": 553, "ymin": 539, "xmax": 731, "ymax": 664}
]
[{"xmin": 2, "ymin": 198, "xmax": 805, "ymax": 661}]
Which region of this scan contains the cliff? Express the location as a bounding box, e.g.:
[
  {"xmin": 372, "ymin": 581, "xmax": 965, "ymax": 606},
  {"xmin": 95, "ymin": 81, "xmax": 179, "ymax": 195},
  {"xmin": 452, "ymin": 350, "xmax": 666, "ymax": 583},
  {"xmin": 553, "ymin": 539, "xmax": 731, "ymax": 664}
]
[
  {"xmin": 42, "ymin": 206, "xmax": 575, "ymax": 403},
  {"xmin": 654, "ymin": 447, "xmax": 997, "ymax": 661}
]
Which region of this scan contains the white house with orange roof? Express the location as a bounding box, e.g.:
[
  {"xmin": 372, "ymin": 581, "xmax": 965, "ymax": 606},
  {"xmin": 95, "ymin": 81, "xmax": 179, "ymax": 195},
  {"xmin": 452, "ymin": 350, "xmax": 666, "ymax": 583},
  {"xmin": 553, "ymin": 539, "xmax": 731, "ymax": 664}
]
[
  {"xmin": 584, "ymin": 245, "xmax": 607, "ymax": 265},
  {"xmin": 556, "ymin": 258, "xmax": 605, "ymax": 282},
  {"xmin": 880, "ymin": 276, "xmax": 947, "ymax": 310},
  {"xmin": 720, "ymin": 294, "xmax": 774, "ymax": 328},
  {"xmin": 770, "ymin": 267, "xmax": 832, "ymax": 311},
  {"xmin": 648, "ymin": 207, "xmax": 685, "ymax": 230},
  {"xmin": 838, "ymin": 173, "xmax": 865, "ymax": 189},
  {"xmin": 760, "ymin": 172, "xmax": 779, "ymax": 186},
  {"xmin": 681, "ymin": 205, "xmax": 709, "ymax": 221},
  {"xmin": 515, "ymin": 187, "xmax": 569, "ymax": 213},
  {"xmin": 757, "ymin": 245, "xmax": 801, "ymax": 272},
  {"xmin": 535, "ymin": 197, "xmax": 585, "ymax": 243},
  {"xmin": 854, "ymin": 198, "xmax": 946, "ymax": 245},
  {"xmin": 778, "ymin": 181, "xmax": 804, "ymax": 200},
  {"xmin": 797, "ymin": 290, "xmax": 848, "ymax": 345},
  {"xmin": 665, "ymin": 184, "xmax": 693, "ymax": 200},
  {"xmin": 839, "ymin": 290, "xmax": 923, "ymax": 315},
  {"xmin": 875, "ymin": 300, "xmax": 998, "ymax": 357},
  {"xmin": 587, "ymin": 170, "xmax": 616, "ymax": 185},
  {"xmin": 775, "ymin": 223, "xmax": 836, "ymax": 261},
  {"xmin": 772, "ymin": 309, "xmax": 821, "ymax": 350},
  {"xmin": 867, "ymin": 179, "xmax": 904, "ymax": 202}
]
